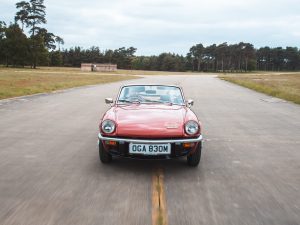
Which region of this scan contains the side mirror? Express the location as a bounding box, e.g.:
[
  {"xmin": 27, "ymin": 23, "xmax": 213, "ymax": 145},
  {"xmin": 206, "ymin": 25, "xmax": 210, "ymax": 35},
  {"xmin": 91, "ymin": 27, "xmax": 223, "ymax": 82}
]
[
  {"xmin": 105, "ymin": 98, "xmax": 114, "ymax": 105},
  {"xmin": 187, "ymin": 99, "xmax": 194, "ymax": 107}
]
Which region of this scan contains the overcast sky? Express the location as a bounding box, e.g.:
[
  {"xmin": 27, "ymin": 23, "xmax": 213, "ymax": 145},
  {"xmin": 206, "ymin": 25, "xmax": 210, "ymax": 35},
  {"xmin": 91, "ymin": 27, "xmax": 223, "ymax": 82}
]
[{"xmin": 1, "ymin": 0, "xmax": 300, "ymax": 55}]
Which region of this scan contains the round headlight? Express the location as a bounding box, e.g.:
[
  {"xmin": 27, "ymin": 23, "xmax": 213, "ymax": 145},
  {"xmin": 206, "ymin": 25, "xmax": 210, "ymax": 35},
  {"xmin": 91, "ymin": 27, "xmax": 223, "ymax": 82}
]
[
  {"xmin": 185, "ymin": 121, "xmax": 199, "ymax": 135},
  {"xmin": 101, "ymin": 120, "xmax": 116, "ymax": 134}
]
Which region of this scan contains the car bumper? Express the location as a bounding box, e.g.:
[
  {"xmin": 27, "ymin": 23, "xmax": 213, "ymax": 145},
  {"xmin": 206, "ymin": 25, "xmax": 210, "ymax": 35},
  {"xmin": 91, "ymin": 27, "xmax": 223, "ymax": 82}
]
[
  {"xmin": 98, "ymin": 133, "xmax": 203, "ymax": 144},
  {"xmin": 98, "ymin": 133, "xmax": 203, "ymax": 159}
]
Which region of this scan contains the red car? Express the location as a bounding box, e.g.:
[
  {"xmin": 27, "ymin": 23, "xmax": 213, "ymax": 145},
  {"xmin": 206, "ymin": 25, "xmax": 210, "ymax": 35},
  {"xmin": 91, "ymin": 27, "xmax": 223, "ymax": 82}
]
[{"xmin": 98, "ymin": 85, "xmax": 203, "ymax": 166}]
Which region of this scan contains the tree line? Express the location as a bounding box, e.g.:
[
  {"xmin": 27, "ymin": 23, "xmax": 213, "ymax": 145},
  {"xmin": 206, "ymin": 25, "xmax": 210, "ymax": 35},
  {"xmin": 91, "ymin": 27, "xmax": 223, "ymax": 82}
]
[
  {"xmin": 61, "ymin": 44, "xmax": 300, "ymax": 72},
  {"xmin": 1, "ymin": 0, "xmax": 300, "ymax": 72}
]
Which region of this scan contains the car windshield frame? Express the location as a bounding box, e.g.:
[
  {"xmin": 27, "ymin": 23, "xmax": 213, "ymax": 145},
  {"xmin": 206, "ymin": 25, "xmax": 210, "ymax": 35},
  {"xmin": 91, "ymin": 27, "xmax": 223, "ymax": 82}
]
[{"xmin": 116, "ymin": 85, "xmax": 186, "ymax": 106}]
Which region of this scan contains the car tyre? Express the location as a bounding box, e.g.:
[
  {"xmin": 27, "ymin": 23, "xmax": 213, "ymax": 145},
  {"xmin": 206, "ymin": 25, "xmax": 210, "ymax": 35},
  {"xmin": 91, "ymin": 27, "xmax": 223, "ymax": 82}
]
[
  {"xmin": 187, "ymin": 142, "xmax": 202, "ymax": 167},
  {"xmin": 99, "ymin": 141, "xmax": 112, "ymax": 163}
]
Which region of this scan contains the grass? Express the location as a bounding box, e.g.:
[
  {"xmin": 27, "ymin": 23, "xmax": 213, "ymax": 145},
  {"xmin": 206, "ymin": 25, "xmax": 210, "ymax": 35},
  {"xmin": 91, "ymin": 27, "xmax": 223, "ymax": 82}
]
[
  {"xmin": 0, "ymin": 67, "xmax": 138, "ymax": 100},
  {"xmin": 219, "ymin": 72, "xmax": 300, "ymax": 104},
  {"xmin": 0, "ymin": 65, "xmax": 213, "ymax": 100}
]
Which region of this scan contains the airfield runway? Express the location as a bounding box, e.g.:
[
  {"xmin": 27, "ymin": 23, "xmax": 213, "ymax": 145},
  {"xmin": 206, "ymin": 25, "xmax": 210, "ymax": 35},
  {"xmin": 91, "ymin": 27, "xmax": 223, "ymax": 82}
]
[{"xmin": 0, "ymin": 75, "xmax": 299, "ymax": 225}]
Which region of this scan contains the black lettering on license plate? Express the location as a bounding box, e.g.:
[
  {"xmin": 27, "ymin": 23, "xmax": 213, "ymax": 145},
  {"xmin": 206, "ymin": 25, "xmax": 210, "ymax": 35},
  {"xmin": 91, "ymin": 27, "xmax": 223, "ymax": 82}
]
[
  {"xmin": 132, "ymin": 145, "xmax": 146, "ymax": 152},
  {"xmin": 130, "ymin": 144, "xmax": 170, "ymax": 154}
]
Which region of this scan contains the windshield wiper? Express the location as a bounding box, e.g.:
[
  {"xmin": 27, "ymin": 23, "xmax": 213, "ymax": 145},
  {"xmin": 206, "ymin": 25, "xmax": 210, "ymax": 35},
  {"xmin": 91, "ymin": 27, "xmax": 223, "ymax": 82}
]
[
  {"xmin": 144, "ymin": 99, "xmax": 173, "ymax": 105},
  {"xmin": 118, "ymin": 99, "xmax": 140, "ymax": 104}
]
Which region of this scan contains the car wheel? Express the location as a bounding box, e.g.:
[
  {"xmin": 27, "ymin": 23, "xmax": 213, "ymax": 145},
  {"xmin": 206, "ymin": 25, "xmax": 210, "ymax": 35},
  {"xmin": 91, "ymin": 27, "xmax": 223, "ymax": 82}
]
[
  {"xmin": 99, "ymin": 141, "xmax": 112, "ymax": 163},
  {"xmin": 187, "ymin": 142, "xmax": 202, "ymax": 167}
]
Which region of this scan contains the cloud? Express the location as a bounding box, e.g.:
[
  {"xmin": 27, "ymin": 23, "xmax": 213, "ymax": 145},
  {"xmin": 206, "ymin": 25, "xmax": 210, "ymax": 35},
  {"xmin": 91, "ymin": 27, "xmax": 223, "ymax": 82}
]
[{"xmin": 1, "ymin": 0, "xmax": 300, "ymax": 55}]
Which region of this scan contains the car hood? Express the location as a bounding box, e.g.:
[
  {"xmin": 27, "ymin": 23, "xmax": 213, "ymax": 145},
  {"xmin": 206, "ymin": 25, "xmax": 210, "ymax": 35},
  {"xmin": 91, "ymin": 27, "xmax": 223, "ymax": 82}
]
[{"xmin": 114, "ymin": 104, "xmax": 186, "ymax": 138}]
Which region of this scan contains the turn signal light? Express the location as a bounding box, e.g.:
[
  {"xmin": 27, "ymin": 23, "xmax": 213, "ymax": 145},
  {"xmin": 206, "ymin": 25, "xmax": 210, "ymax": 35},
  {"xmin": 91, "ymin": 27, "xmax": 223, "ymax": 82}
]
[
  {"xmin": 183, "ymin": 143, "xmax": 195, "ymax": 148},
  {"xmin": 105, "ymin": 141, "xmax": 117, "ymax": 146}
]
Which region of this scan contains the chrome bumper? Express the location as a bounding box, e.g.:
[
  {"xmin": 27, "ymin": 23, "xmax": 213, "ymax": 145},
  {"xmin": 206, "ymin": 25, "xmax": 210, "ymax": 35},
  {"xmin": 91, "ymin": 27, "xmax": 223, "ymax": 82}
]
[{"xmin": 98, "ymin": 133, "xmax": 203, "ymax": 144}]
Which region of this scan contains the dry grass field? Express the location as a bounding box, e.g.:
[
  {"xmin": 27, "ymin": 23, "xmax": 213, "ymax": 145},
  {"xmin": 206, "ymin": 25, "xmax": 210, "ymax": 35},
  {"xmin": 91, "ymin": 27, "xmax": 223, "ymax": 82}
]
[
  {"xmin": 219, "ymin": 72, "xmax": 300, "ymax": 104},
  {"xmin": 0, "ymin": 67, "xmax": 138, "ymax": 100},
  {"xmin": 0, "ymin": 66, "xmax": 210, "ymax": 100},
  {"xmin": 39, "ymin": 67, "xmax": 206, "ymax": 75}
]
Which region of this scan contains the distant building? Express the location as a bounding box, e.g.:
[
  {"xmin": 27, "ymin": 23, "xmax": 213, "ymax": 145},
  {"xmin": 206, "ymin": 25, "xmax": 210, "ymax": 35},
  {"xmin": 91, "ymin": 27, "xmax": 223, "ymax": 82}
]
[
  {"xmin": 81, "ymin": 63, "xmax": 93, "ymax": 72},
  {"xmin": 81, "ymin": 63, "xmax": 117, "ymax": 72}
]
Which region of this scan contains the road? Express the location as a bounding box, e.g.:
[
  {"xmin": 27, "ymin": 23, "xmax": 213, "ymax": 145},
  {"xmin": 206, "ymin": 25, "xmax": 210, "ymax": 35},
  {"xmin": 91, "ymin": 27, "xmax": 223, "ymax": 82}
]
[{"xmin": 0, "ymin": 75, "xmax": 299, "ymax": 225}]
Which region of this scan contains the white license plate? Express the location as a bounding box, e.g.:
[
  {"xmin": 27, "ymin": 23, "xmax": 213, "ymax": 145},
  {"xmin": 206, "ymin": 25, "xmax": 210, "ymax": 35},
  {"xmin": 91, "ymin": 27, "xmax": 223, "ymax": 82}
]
[{"xmin": 129, "ymin": 143, "xmax": 171, "ymax": 155}]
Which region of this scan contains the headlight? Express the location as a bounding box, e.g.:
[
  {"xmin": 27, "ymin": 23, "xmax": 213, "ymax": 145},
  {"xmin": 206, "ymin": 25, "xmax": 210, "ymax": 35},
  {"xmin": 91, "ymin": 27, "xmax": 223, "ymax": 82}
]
[
  {"xmin": 101, "ymin": 120, "xmax": 116, "ymax": 134},
  {"xmin": 185, "ymin": 121, "xmax": 199, "ymax": 135}
]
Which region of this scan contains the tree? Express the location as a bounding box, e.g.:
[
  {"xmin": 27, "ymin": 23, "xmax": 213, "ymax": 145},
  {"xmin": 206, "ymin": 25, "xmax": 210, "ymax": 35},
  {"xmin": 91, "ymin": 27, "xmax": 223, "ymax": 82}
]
[
  {"xmin": 2, "ymin": 24, "xmax": 29, "ymax": 66},
  {"xmin": 158, "ymin": 53, "xmax": 176, "ymax": 71},
  {"xmin": 25, "ymin": 0, "xmax": 46, "ymax": 36},
  {"xmin": 202, "ymin": 44, "xmax": 216, "ymax": 71},
  {"xmin": 257, "ymin": 47, "xmax": 271, "ymax": 71},
  {"xmin": 111, "ymin": 47, "xmax": 136, "ymax": 69},
  {"xmin": 37, "ymin": 28, "xmax": 56, "ymax": 50},
  {"xmin": 0, "ymin": 21, "xmax": 6, "ymax": 64},
  {"xmin": 55, "ymin": 36, "xmax": 64, "ymax": 51},
  {"xmin": 284, "ymin": 47, "xmax": 300, "ymax": 71},
  {"xmin": 49, "ymin": 50, "xmax": 63, "ymax": 66},
  {"xmin": 244, "ymin": 44, "xmax": 251, "ymax": 71},
  {"xmin": 15, "ymin": 1, "xmax": 29, "ymax": 31},
  {"xmin": 216, "ymin": 43, "xmax": 228, "ymax": 71},
  {"xmin": 104, "ymin": 49, "xmax": 113, "ymax": 63},
  {"xmin": 189, "ymin": 44, "xmax": 204, "ymax": 71},
  {"xmin": 15, "ymin": 0, "xmax": 47, "ymax": 68}
]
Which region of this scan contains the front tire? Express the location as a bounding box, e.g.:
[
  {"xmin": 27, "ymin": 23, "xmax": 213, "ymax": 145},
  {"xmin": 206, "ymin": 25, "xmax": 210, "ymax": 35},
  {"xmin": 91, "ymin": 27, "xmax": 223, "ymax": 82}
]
[
  {"xmin": 99, "ymin": 141, "xmax": 112, "ymax": 163},
  {"xmin": 187, "ymin": 142, "xmax": 202, "ymax": 167}
]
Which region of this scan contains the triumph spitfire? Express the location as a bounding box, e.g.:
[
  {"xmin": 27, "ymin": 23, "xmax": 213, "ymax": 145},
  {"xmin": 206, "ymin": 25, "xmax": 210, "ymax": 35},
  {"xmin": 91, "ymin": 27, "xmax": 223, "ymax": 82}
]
[{"xmin": 98, "ymin": 85, "xmax": 203, "ymax": 166}]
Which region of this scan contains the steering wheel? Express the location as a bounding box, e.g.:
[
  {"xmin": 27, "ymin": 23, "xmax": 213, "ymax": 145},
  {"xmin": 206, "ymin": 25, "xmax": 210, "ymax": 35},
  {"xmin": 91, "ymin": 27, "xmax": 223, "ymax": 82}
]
[{"xmin": 127, "ymin": 95, "xmax": 144, "ymax": 102}]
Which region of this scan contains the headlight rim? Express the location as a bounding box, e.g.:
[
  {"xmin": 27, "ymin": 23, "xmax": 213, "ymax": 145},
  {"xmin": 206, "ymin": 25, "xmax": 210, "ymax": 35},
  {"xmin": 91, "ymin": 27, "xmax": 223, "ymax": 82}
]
[
  {"xmin": 101, "ymin": 119, "xmax": 116, "ymax": 134},
  {"xmin": 184, "ymin": 120, "xmax": 200, "ymax": 135}
]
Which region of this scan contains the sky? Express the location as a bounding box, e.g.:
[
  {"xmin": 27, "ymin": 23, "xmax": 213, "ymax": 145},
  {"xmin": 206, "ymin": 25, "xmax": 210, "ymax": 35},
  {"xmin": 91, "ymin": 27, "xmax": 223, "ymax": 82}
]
[{"xmin": 1, "ymin": 0, "xmax": 300, "ymax": 55}]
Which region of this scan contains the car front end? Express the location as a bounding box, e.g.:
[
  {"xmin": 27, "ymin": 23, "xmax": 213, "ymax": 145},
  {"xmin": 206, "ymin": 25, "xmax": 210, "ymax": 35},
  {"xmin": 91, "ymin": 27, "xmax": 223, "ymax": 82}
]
[
  {"xmin": 98, "ymin": 132, "xmax": 203, "ymax": 160},
  {"xmin": 98, "ymin": 84, "xmax": 203, "ymax": 166}
]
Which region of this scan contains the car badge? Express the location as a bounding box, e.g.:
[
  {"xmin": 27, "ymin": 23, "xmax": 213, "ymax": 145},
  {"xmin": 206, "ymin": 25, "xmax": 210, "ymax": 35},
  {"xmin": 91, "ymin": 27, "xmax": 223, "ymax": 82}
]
[{"xmin": 165, "ymin": 123, "xmax": 179, "ymax": 129}]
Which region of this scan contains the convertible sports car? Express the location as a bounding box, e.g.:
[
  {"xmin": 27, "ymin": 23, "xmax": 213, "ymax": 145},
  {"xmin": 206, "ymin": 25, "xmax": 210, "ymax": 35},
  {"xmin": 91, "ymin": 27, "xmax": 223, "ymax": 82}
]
[{"xmin": 98, "ymin": 85, "xmax": 203, "ymax": 166}]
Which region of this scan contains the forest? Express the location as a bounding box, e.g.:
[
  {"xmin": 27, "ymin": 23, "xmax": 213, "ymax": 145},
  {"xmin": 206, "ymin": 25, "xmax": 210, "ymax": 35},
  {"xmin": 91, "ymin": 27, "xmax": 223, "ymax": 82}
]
[{"xmin": 0, "ymin": 0, "xmax": 300, "ymax": 72}]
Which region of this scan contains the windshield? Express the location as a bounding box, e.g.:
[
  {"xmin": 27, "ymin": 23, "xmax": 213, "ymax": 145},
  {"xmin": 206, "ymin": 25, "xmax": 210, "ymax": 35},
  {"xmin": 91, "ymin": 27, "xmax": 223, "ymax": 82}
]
[{"xmin": 117, "ymin": 85, "xmax": 184, "ymax": 105}]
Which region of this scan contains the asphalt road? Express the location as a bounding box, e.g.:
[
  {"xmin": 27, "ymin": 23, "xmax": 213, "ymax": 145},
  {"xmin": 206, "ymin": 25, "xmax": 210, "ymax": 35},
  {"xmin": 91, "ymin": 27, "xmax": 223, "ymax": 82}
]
[{"xmin": 0, "ymin": 75, "xmax": 299, "ymax": 225}]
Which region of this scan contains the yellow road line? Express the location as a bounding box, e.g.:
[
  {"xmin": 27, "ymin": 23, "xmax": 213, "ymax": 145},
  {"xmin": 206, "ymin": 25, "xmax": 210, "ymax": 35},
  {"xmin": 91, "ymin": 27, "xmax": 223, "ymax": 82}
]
[{"xmin": 152, "ymin": 168, "xmax": 168, "ymax": 225}]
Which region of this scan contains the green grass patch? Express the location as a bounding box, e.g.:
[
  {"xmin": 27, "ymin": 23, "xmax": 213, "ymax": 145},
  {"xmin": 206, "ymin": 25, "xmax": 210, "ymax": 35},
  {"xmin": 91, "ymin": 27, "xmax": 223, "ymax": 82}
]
[{"xmin": 219, "ymin": 73, "xmax": 300, "ymax": 104}]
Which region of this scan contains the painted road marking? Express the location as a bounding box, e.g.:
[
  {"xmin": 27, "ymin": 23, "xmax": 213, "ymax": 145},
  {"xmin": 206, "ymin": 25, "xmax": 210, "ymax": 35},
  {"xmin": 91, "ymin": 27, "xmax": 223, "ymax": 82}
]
[{"xmin": 152, "ymin": 168, "xmax": 168, "ymax": 225}]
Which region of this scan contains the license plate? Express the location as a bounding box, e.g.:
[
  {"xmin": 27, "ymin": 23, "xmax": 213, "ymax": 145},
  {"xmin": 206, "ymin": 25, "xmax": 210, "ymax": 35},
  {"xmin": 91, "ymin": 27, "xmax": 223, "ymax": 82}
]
[{"xmin": 129, "ymin": 143, "xmax": 171, "ymax": 155}]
